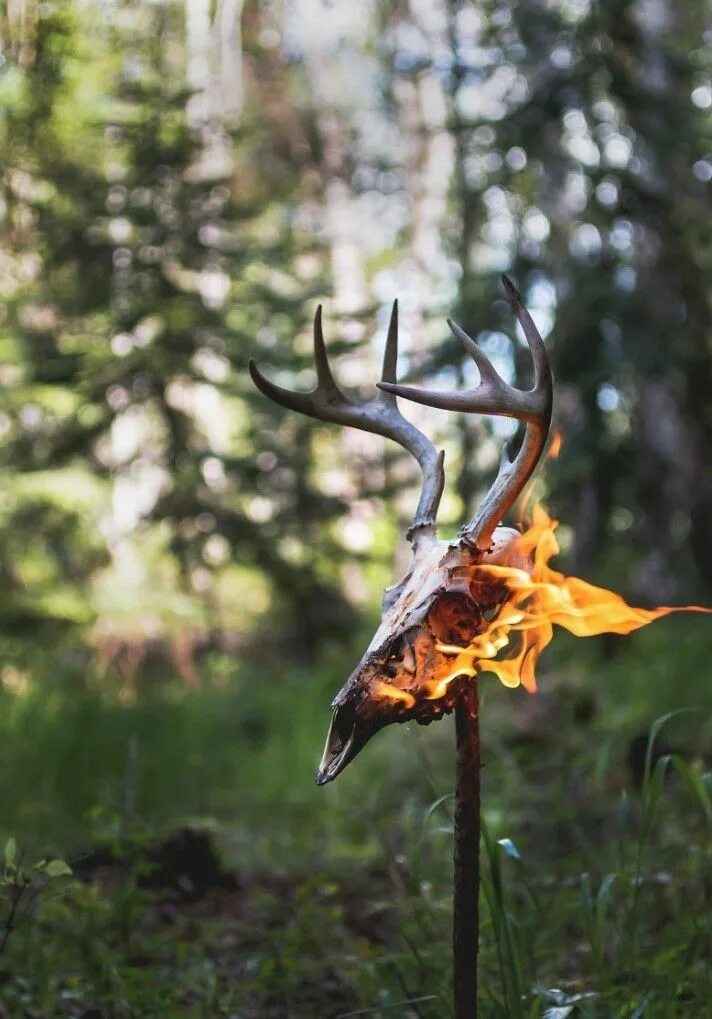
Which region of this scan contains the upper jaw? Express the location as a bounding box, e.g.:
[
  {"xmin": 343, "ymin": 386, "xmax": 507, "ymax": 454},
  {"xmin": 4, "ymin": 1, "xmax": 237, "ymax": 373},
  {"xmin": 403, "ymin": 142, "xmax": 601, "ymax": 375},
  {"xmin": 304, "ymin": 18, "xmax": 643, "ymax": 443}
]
[
  {"xmin": 315, "ymin": 668, "xmax": 472, "ymax": 785},
  {"xmin": 315, "ymin": 643, "xmax": 390, "ymax": 785},
  {"xmin": 315, "ymin": 704, "xmax": 357, "ymax": 785}
]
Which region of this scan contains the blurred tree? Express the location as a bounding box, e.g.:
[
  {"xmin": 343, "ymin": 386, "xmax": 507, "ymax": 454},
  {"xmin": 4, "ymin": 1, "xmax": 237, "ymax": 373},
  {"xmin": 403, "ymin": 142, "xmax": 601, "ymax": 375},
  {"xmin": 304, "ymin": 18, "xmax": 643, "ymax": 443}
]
[
  {"xmin": 100, "ymin": 3, "xmax": 354, "ymax": 654},
  {"xmin": 1, "ymin": 0, "xmax": 709, "ymax": 677},
  {"xmin": 0, "ymin": 0, "xmax": 113, "ymax": 638},
  {"xmin": 485, "ymin": 0, "xmax": 712, "ymax": 601},
  {"xmin": 0, "ymin": 0, "xmax": 353, "ymax": 664},
  {"xmin": 380, "ymin": 0, "xmax": 712, "ymax": 601}
]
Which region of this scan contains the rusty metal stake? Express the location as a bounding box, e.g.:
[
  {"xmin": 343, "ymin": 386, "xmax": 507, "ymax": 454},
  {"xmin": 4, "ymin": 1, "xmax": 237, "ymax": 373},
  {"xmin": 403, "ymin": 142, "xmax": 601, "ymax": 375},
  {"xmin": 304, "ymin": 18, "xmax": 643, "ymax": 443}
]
[{"xmin": 453, "ymin": 679, "xmax": 480, "ymax": 1018}]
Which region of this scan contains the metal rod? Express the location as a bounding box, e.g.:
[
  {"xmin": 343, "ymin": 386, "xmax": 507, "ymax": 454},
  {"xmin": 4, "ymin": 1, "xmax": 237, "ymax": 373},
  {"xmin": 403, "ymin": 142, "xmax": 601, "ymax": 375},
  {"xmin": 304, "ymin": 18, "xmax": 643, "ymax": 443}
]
[{"xmin": 453, "ymin": 679, "xmax": 480, "ymax": 1018}]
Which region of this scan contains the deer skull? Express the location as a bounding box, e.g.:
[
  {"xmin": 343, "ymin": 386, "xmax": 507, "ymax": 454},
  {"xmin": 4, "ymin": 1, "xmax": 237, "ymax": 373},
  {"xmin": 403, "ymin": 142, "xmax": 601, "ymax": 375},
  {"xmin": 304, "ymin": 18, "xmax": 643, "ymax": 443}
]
[{"xmin": 250, "ymin": 277, "xmax": 552, "ymax": 785}]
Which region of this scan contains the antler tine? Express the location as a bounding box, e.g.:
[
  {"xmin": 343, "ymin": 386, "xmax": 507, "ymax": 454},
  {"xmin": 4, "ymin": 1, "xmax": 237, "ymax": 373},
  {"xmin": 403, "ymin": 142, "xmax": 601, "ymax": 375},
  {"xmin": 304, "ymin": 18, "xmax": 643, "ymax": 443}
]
[
  {"xmin": 248, "ymin": 305, "xmax": 343, "ymax": 417},
  {"xmin": 379, "ymin": 300, "xmax": 399, "ymax": 392},
  {"xmin": 249, "ymin": 303, "xmax": 445, "ymax": 542},
  {"xmin": 501, "ymin": 275, "xmax": 550, "ymax": 391},
  {"xmin": 378, "ymin": 305, "xmax": 548, "ymax": 422},
  {"xmin": 378, "ymin": 276, "xmax": 553, "ymax": 551},
  {"xmin": 312, "ymin": 304, "xmax": 342, "ymax": 396}
]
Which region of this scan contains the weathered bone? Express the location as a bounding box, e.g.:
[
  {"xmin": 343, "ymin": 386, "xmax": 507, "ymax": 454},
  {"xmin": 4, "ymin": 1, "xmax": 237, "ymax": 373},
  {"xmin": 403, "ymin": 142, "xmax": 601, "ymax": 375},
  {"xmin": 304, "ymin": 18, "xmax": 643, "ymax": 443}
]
[{"xmin": 249, "ymin": 277, "xmax": 553, "ymax": 784}]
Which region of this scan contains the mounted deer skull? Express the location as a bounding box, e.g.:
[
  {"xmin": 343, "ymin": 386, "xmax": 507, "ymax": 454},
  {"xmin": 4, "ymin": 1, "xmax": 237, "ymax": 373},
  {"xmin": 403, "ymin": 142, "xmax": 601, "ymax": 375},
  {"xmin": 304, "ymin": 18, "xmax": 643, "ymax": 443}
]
[{"xmin": 249, "ymin": 277, "xmax": 552, "ymax": 785}]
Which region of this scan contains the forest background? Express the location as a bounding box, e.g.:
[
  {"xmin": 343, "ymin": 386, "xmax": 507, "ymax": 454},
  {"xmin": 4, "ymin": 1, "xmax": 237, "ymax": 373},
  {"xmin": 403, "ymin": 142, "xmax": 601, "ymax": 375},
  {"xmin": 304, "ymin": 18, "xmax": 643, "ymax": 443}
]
[{"xmin": 0, "ymin": 0, "xmax": 711, "ymax": 1015}]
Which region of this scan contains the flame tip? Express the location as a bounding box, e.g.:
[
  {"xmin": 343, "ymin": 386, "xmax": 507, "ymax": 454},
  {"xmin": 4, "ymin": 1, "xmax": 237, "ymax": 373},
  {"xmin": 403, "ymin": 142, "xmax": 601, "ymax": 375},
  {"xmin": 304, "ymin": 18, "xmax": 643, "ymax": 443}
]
[{"xmin": 440, "ymin": 501, "xmax": 707, "ymax": 697}]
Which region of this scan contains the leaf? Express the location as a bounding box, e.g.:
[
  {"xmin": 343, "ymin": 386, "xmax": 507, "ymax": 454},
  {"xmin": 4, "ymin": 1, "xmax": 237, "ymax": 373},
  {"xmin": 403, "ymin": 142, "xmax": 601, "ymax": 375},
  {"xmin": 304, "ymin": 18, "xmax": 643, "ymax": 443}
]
[
  {"xmin": 669, "ymin": 755, "xmax": 712, "ymax": 819},
  {"xmin": 616, "ymin": 788, "xmax": 630, "ymax": 833},
  {"xmin": 4, "ymin": 837, "xmax": 16, "ymax": 869},
  {"xmin": 422, "ymin": 793, "xmax": 455, "ymax": 828},
  {"xmin": 498, "ymin": 837, "xmax": 522, "ymax": 862},
  {"xmin": 593, "ymin": 872, "xmax": 618, "ymax": 964},
  {"xmin": 595, "ymin": 873, "xmax": 618, "ymax": 930},
  {"xmin": 630, "ymin": 990, "xmax": 654, "ymax": 1018},
  {"xmin": 44, "ymin": 859, "xmax": 72, "ymax": 878},
  {"xmin": 642, "ymin": 709, "xmax": 698, "ymax": 794},
  {"xmin": 580, "ymin": 872, "xmax": 593, "ymax": 918},
  {"xmin": 412, "ymin": 793, "xmax": 455, "ymax": 877},
  {"xmin": 643, "ymin": 755, "xmax": 672, "ymax": 830}
]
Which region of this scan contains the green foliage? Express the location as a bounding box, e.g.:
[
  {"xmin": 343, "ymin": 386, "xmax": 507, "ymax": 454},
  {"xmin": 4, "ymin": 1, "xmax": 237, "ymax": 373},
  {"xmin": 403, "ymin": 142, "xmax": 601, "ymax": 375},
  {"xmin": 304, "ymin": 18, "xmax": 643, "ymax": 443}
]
[
  {"xmin": 0, "ymin": 627, "xmax": 709, "ymax": 1015},
  {"xmin": 381, "ymin": 0, "xmax": 712, "ymax": 597},
  {"xmin": 1, "ymin": 836, "xmax": 73, "ymax": 964},
  {"xmin": 0, "ymin": 0, "xmax": 354, "ymax": 657}
]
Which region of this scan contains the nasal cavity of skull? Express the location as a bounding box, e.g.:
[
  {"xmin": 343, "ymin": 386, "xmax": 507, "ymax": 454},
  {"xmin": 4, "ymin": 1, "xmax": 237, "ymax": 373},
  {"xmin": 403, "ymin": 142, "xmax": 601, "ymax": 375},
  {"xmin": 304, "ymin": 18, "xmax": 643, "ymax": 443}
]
[
  {"xmin": 429, "ymin": 593, "xmax": 483, "ymax": 647},
  {"xmin": 333, "ymin": 702, "xmax": 356, "ymax": 750}
]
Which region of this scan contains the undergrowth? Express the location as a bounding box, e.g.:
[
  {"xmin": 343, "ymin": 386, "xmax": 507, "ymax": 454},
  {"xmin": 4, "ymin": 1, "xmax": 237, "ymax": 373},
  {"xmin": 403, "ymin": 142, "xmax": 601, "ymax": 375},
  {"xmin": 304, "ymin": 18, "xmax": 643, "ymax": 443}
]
[{"xmin": 0, "ymin": 615, "xmax": 710, "ymax": 1016}]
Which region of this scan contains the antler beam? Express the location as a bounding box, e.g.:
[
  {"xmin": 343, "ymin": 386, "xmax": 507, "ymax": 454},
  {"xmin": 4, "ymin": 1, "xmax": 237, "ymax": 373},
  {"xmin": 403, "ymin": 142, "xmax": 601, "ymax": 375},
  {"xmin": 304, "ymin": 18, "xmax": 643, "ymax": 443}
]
[
  {"xmin": 249, "ymin": 302, "xmax": 445, "ymax": 540},
  {"xmin": 378, "ymin": 276, "xmax": 553, "ymax": 551}
]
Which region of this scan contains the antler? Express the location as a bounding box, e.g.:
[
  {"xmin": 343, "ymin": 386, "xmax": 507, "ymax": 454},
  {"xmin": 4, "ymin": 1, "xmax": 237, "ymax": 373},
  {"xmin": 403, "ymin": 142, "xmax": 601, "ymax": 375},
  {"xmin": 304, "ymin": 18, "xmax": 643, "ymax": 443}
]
[
  {"xmin": 378, "ymin": 276, "xmax": 553, "ymax": 552},
  {"xmin": 248, "ymin": 302, "xmax": 445, "ymax": 541}
]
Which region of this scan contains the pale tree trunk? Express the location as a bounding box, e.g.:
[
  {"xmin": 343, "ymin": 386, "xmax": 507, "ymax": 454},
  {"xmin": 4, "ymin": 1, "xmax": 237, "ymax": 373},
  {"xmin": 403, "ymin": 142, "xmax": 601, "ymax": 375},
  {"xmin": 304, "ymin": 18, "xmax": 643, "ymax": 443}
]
[
  {"xmin": 398, "ymin": 0, "xmax": 482, "ymax": 524},
  {"xmin": 215, "ymin": 0, "xmax": 244, "ymax": 121},
  {"xmin": 184, "ymin": 0, "xmax": 244, "ymax": 177},
  {"xmin": 4, "ymin": 0, "xmax": 38, "ymax": 67},
  {"xmin": 307, "ymin": 98, "xmax": 368, "ymax": 320},
  {"xmin": 391, "ymin": 0, "xmax": 455, "ymax": 349},
  {"xmin": 289, "ymin": 0, "xmax": 368, "ymax": 318},
  {"xmin": 185, "ymin": 0, "xmax": 213, "ymax": 126},
  {"xmin": 318, "ymin": 111, "xmax": 368, "ymax": 318}
]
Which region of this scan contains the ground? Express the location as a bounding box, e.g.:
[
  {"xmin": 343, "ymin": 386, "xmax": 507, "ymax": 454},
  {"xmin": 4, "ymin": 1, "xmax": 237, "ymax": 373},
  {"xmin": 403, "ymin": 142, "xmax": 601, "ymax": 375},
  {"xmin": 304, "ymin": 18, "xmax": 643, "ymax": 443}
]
[{"xmin": 0, "ymin": 618, "xmax": 710, "ymax": 1017}]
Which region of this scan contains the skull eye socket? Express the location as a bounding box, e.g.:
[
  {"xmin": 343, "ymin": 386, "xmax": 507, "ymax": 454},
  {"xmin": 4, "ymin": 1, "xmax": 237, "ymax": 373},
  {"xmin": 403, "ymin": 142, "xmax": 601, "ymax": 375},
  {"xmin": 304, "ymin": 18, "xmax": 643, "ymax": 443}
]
[
  {"xmin": 382, "ymin": 635, "xmax": 406, "ymax": 677},
  {"xmin": 381, "ymin": 633, "xmax": 418, "ymax": 677},
  {"xmin": 429, "ymin": 593, "xmax": 481, "ymax": 645},
  {"xmin": 388, "ymin": 635, "xmax": 405, "ymax": 657}
]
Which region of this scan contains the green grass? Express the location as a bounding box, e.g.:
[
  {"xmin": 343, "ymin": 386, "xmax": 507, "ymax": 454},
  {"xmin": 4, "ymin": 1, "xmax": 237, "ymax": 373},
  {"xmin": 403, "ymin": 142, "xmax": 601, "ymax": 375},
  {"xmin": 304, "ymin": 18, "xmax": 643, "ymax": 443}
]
[{"xmin": 0, "ymin": 613, "xmax": 710, "ymax": 1015}]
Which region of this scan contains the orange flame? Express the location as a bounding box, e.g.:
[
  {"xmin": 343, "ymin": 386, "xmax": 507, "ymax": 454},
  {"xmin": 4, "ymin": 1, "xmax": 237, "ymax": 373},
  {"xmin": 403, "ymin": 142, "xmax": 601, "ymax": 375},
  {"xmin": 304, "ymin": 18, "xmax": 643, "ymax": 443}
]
[
  {"xmin": 373, "ymin": 680, "xmax": 415, "ymax": 708},
  {"xmin": 434, "ymin": 503, "xmax": 710, "ymax": 694},
  {"xmin": 548, "ymin": 430, "xmax": 563, "ymax": 460}
]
